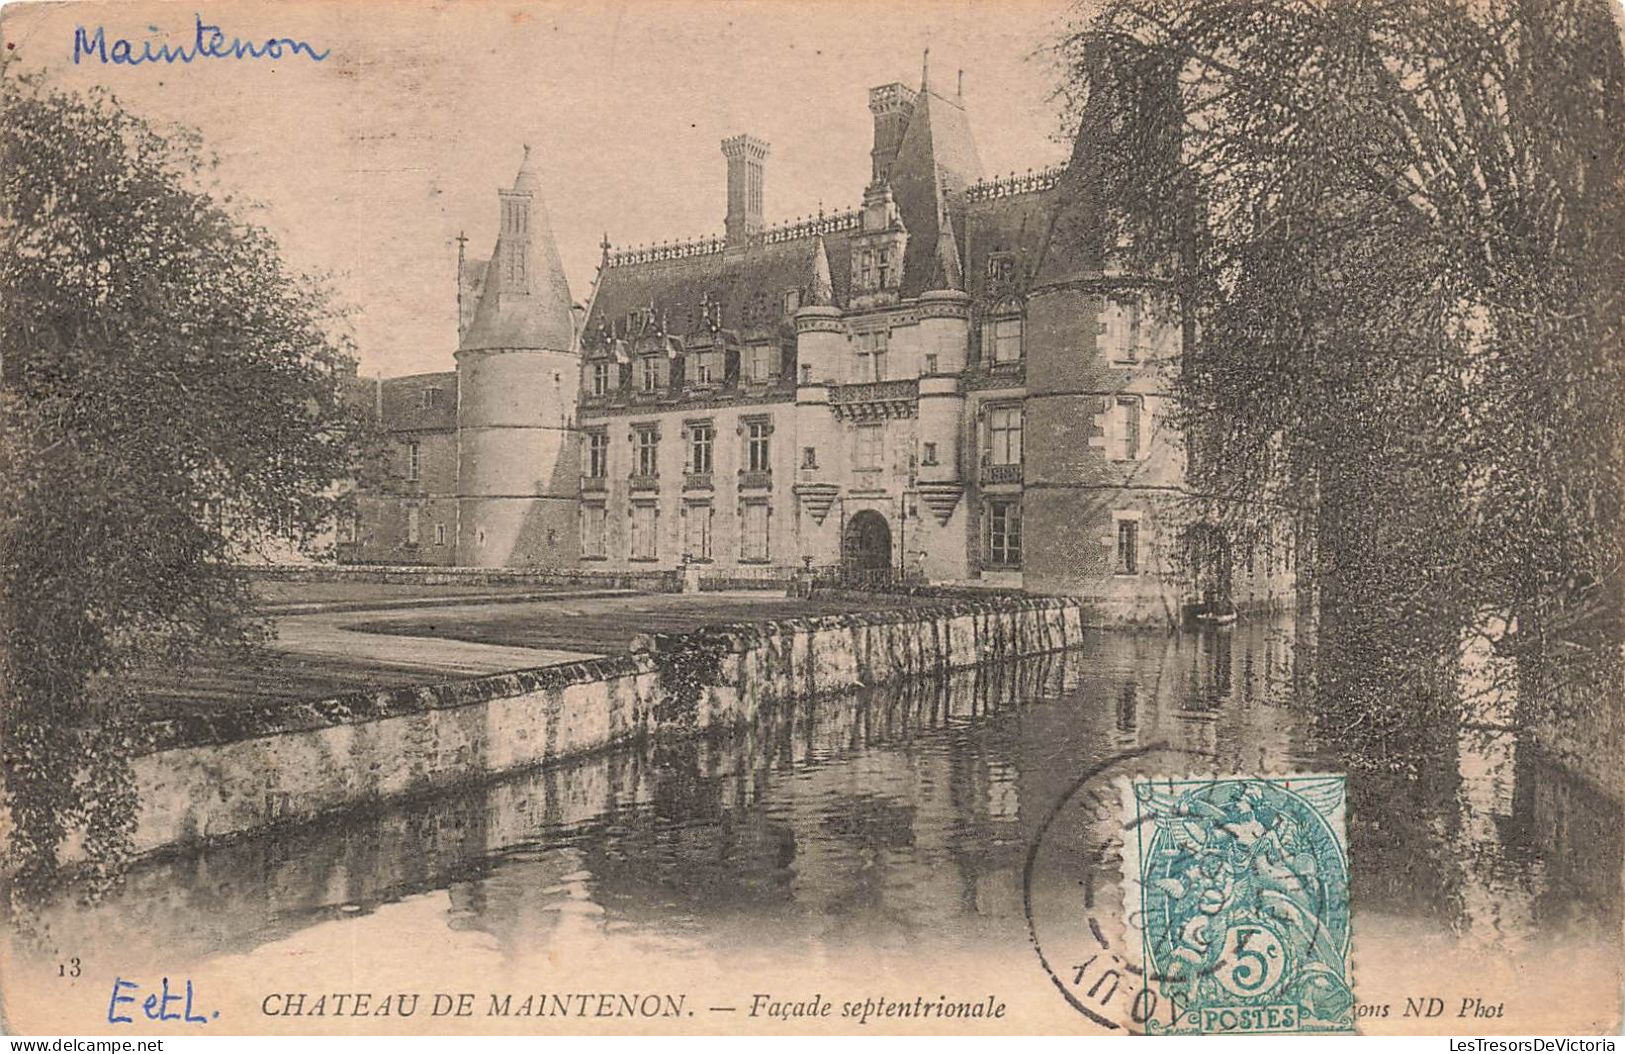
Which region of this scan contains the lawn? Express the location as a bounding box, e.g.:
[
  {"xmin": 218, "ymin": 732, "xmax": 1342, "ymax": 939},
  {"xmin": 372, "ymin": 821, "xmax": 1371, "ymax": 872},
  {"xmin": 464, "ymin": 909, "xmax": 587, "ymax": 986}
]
[{"xmin": 346, "ymin": 591, "xmax": 933, "ymax": 655}]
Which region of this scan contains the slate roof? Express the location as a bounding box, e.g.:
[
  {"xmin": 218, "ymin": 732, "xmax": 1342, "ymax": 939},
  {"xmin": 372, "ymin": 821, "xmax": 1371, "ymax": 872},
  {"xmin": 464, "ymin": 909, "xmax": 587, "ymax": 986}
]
[{"xmin": 461, "ymin": 149, "xmax": 576, "ymax": 353}]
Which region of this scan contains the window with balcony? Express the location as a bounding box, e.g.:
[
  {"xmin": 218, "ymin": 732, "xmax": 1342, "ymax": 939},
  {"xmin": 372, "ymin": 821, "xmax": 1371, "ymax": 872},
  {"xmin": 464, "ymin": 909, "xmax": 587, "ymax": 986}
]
[
  {"xmin": 855, "ymin": 330, "xmax": 889, "ymax": 382},
  {"xmin": 683, "ymin": 502, "xmax": 713, "ymax": 561},
  {"xmin": 987, "ymin": 499, "xmax": 1022, "ymax": 567},
  {"xmin": 581, "ymin": 504, "xmax": 607, "ymax": 558},
  {"xmin": 987, "ymin": 406, "xmax": 1023, "ymax": 466},
  {"xmin": 630, "ymin": 503, "xmax": 658, "ymax": 560},
  {"xmin": 741, "ymin": 501, "xmax": 770, "ymax": 562},
  {"xmin": 687, "ymin": 422, "xmax": 714, "ymax": 475},
  {"xmin": 745, "ymin": 419, "xmax": 772, "ymax": 473}
]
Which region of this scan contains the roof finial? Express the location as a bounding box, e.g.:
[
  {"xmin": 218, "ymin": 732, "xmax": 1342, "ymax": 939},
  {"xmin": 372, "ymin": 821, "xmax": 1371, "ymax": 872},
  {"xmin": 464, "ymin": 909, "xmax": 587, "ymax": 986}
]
[{"xmin": 921, "ymin": 47, "xmax": 930, "ymax": 91}]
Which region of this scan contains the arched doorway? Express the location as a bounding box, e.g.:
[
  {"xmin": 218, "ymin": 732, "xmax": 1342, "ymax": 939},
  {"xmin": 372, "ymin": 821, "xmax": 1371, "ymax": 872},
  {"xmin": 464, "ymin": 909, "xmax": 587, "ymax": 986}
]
[{"xmin": 843, "ymin": 510, "xmax": 893, "ymax": 578}]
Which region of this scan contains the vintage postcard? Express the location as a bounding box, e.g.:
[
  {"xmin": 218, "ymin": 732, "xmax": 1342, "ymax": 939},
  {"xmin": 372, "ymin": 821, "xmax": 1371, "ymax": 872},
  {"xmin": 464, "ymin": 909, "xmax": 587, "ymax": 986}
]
[{"xmin": 0, "ymin": 0, "xmax": 1621, "ymax": 1039}]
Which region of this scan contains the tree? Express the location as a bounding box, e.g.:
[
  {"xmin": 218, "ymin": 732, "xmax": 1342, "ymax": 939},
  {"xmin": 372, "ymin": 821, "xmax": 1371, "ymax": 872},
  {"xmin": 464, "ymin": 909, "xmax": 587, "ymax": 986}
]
[
  {"xmin": 0, "ymin": 74, "xmax": 367, "ymax": 891},
  {"xmin": 1056, "ymin": 0, "xmax": 1625, "ymax": 772}
]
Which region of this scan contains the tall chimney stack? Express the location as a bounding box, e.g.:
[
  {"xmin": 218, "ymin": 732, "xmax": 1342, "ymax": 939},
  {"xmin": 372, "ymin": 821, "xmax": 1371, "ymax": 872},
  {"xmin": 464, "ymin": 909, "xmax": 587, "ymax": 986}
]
[
  {"xmin": 722, "ymin": 134, "xmax": 769, "ymax": 247},
  {"xmin": 867, "ymin": 83, "xmax": 918, "ymax": 184}
]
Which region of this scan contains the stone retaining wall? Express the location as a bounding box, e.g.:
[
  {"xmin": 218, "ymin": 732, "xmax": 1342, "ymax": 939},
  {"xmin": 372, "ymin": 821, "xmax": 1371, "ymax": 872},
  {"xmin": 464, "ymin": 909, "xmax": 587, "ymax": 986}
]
[
  {"xmin": 243, "ymin": 562, "xmax": 682, "ymax": 592},
  {"xmin": 113, "ymin": 596, "xmax": 1084, "ymax": 859}
]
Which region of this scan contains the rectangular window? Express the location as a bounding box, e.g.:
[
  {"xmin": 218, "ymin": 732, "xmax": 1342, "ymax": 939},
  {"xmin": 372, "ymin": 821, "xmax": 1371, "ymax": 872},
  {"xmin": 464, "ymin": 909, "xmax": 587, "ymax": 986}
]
[
  {"xmin": 924, "ymin": 353, "xmax": 939, "ymax": 374},
  {"xmin": 877, "ymin": 248, "xmax": 892, "ymax": 287},
  {"xmin": 985, "ymin": 317, "xmax": 1023, "ymax": 364},
  {"xmin": 591, "ymin": 362, "xmax": 610, "ymax": 396},
  {"xmin": 854, "ymin": 424, "xmax": 883, "ymax": 470},
  {"xmin": 421, "ymin": 388, "xmax": 441, "ymax": 409},
  {"xmin": 921, "ymin": 441, "xmax": 939, "ymax": 466},
  {"xmin": 687, "ymin": 423, "xmax": 715, "ymax": 474},
  {"xmin": 434, "ymin": 522, "xmax": 446, "ymax": 547},
  {"xmin": 741, "ymin": 502, "xmax": 770, "ymax": 561},
  {"xmin": 635, "ymin": 427, "xmax": 659, "ymax": 477},
  {"xmin": 684, "ymin": 503, "xmax": 713, "ymax": 561},
  {"xmin": 987, "ymin": 500, "xmax": 1022, "ymax": 567},
  {"xmin": 784, "ymin": 288, "xmax": 802, "ymax": 314},
  {"xmin": 1117, "ymin": 518, "xmax": 1140, "ymax": 574},
  {"xmin": 690, "ymin": 352, "xmax": 718, "ymax": 385},
  {"xmin": 406, "ymin": 441, "xmax": 421, "ymax": 482},
  {"xmin": 801, "ymin": 446, "xmax": 818, "ymax": 469},
  {"xmin": 581, "ymin": 505, "xmax": 607, "ymax": 558},
  {"xmin": 1115, "ymin": 397, "xmax": 1142, "ymax": 460},
  {"xmin": 586, "ymin": 431, "xmax": 609, "ymax": 478},
  {"xmin": 856, "ymin": 331, "xmax": 888, "ymax": 381},
  {"xmin": 988, "ymin": 406, "xmax": 1023, "ymax": 466},
  {"xmin": 1106, "ymin": 296, "xmax": 1143, "ymax": 363},
  {"xmin": 743, "ymin": 345, "xmax": 777, "ymax": 383},
  {"xmin": 860, "ymin": 250, "xmax": 875, "ymax": 289},
  {"xmin": 641, "ymin": 357, "xmax": 659, "ymax": 392},
  {"xmin": 631, "ymin": 504, "xmax": 658, "ymax": 560},
  {"xmin": 406, "ymin": 506, "xmax": 420, "ymax": 546},
  {"xmin": 746, "ymin": 420, "xmax": 772, "ymax": 472}
]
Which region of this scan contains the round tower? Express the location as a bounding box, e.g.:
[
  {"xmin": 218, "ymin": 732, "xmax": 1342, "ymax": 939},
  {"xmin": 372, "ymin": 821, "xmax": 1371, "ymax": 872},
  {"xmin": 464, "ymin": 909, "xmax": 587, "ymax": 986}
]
[
  {"xmin": 914, "ymin": 289, "xmax": 970, "ymax": 530},
  {"xmin": 790, "ymin": 236, "xmax": 843, "ymax": 540},
  {"xmin": 456, "ymin": 148, "xmax": 581, "ymax": 568}
]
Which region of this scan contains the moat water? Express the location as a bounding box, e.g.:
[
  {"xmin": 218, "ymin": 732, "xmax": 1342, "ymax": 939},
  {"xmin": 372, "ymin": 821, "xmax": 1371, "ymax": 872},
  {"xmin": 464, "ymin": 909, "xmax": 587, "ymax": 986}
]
[{"xmin": 10, "ymin": 618, "xmax": 1622, "ymax": 1032}]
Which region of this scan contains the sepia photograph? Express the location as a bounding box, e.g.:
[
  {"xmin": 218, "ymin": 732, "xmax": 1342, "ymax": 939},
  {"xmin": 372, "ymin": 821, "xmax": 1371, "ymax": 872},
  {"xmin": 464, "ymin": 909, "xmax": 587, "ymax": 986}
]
[{"xmin": 0, "ymin": 0, "xmax": 1620, "ymax": 1039}]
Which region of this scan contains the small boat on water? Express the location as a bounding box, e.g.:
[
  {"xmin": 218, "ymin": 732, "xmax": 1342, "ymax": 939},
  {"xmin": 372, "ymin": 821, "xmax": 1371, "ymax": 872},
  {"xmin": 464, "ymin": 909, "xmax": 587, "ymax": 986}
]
[{"xmin": 1190, "ymin": 600, "xmax": 1239, "ymax": 628}]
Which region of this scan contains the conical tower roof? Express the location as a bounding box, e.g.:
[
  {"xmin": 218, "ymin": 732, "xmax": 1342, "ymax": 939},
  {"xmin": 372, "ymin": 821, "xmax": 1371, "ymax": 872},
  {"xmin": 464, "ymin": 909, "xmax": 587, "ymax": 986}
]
[
  {"xmin": 807, "ymin": 234, "xmax": 836, "ymax": 305},
  {"xmin": 461, "ymin": 147, "xmax": 576, "ymax": 353}
]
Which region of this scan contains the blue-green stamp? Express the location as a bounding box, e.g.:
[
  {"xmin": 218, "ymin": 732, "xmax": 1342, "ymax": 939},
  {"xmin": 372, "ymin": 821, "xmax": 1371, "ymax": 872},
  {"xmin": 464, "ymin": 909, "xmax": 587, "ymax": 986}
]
[{"xmin": 1127, "ymin": 775, "xmax": 1354, "ymax": 1034}]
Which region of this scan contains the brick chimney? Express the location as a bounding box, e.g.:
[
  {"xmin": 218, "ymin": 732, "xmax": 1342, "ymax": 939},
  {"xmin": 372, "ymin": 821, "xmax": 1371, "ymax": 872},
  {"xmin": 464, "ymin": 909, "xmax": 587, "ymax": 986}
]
[
  {"xmin": 722, "ymin": 134, "xmax": 769, "ymax": 247},
  {"xmin": 868, "ymin": 82, "xmax": 917, "ymax": 184}
]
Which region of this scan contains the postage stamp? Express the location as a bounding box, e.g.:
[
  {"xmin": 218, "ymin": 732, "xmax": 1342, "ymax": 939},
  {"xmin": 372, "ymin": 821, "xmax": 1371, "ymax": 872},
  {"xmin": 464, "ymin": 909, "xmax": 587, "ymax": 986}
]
[{"xmin": 1122, "ymin": 774, "xmax": 1355, "ymax": 1035}]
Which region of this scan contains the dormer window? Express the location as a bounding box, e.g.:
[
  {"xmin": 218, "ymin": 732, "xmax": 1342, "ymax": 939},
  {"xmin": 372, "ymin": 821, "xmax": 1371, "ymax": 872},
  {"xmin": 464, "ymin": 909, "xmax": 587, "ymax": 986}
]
[
  {"xmin": 860, "ymin": 251, "xmax": 875, "ymax": 289},
  {"xmin": 421, "ymin": 388, "xmax": 441, "ymax": 409},
  {"xmin": 877, "ymin": 248, "xmax": 892, "ymax": 287},
  {"xmin": 784, "ymin": 288, "xmax": 802, "ymax": 314}
]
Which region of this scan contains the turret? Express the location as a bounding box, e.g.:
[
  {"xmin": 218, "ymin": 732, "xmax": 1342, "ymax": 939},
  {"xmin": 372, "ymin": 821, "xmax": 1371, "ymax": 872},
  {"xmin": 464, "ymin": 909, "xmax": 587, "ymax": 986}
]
[{"xmin": 455, "ymin": 147, "xmax": 581, "ymax": 567}]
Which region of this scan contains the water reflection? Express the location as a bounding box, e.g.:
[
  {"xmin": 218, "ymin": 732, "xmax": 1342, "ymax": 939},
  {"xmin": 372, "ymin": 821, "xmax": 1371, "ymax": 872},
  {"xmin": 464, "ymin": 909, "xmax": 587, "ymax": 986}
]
[{"xmin": 13, "ymin": 619, "xmax": 1620, "ymax": 994}]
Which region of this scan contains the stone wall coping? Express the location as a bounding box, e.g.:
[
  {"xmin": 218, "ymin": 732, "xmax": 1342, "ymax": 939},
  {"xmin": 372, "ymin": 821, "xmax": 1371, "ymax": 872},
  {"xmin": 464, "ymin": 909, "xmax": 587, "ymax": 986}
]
[
  {"xmin": 134, "ymin": 593, "xmax": 1078, "ymax": 757},
  {"xmin": 135, "ymin": 653, "xmax": 655, "ymax": 757},
  {"xmin": 635, "ymin": 594, "xmax": 1077, "ymax": 653}
]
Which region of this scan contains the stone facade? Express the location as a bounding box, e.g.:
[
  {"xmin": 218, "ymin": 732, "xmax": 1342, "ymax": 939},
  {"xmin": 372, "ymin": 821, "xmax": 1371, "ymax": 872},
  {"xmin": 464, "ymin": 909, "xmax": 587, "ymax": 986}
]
[{"xmin": 347, "ymin": 58, "xmax": 1297, "ymax": 624}]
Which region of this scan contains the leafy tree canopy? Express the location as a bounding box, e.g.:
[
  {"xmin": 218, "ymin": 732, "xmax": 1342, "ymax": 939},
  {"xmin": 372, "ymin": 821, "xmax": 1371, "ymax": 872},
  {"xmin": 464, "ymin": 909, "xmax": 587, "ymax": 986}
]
[{"xmin": 0, "ymin": 74, "xmax": 367, "ymax": 888}]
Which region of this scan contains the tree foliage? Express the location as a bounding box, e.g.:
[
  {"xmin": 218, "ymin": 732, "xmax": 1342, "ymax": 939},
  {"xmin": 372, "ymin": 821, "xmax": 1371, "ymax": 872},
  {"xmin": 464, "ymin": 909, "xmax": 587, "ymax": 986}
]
[
  {"xmin": 1059, "ymin": 0, "xmax": 1625, "ymax": 764},
  {"xmin": 0, "ymin": 75, "xmax": 366, "ymax": 889}
]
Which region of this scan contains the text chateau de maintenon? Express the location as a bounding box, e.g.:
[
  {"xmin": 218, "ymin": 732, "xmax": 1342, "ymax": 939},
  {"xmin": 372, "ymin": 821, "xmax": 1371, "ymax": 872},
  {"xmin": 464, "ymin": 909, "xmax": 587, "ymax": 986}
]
[{"xmin": 342, "ymin": 58, "xmax": 1298, "ymax": 625}]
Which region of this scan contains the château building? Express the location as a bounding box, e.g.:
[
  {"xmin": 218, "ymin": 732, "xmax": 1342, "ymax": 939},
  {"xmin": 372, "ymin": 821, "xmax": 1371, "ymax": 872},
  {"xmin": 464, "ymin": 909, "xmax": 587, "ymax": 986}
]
[{"xmin": 345, "ymin": 56, "xmax": 1297, "ymax": 624}]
